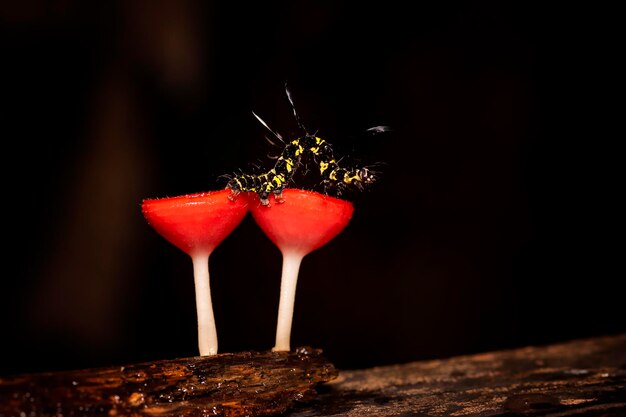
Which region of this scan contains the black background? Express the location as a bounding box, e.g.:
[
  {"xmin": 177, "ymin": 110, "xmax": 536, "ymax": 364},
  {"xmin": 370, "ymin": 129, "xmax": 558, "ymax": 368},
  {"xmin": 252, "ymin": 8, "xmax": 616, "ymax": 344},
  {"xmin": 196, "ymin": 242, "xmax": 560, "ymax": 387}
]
[{"xmin": 1, "ymin": 2, "xmax": 621, "ymax": 375}]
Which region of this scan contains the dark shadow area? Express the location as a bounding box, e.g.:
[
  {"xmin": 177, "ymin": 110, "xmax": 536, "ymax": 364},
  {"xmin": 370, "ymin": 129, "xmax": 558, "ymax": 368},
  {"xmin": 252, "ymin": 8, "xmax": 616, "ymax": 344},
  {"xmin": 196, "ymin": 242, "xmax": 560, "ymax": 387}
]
[{"xmin": 0, "ymin": 2, "xmax": 620, "ymax": 375}]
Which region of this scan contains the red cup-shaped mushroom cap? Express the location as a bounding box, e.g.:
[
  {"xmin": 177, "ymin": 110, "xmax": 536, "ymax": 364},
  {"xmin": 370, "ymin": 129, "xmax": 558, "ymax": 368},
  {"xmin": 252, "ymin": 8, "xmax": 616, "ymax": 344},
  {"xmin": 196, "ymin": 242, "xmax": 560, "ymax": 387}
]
[
  {"xmin": 142, "ymin": 189, "xmax": 249, "ymax": 257},
  {"xmin": 250, "ymin": 188, "xmax": 354, "ymax": 256}
]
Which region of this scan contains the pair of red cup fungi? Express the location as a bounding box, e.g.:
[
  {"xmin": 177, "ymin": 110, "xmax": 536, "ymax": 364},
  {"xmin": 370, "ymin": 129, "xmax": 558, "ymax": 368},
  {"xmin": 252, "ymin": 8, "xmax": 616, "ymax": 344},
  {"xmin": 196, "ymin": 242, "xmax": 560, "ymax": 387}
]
[{"xmin": 141, "ymin": 188, "xmax": 354, "ymax": 356}]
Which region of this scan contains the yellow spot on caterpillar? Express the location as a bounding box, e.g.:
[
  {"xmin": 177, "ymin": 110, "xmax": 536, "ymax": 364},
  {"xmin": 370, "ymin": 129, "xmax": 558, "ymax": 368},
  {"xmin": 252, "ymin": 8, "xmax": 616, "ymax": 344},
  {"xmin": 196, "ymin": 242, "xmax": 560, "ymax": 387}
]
[
  {"xmin": 291, "ymin": 139, "xmax": 304, "ymax": 157},
  {"xmin": 343, "ymin": 172, "xmax": 359, "ymax": 184},
  {"xmin": 272, "ymin": 175, "xmax": 284, "ymax": 186},
  {"xmin": 310, "ymin": 138, "xmax": 326, "ymax": 154}
]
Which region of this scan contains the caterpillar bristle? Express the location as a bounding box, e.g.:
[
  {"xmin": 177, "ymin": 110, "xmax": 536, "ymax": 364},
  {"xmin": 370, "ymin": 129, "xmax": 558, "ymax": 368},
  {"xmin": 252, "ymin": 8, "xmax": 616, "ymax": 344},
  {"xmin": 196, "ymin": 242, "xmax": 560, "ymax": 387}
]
[{"xmin": 225, "ymin": 88, "xmax": 386, "ymax": 205}]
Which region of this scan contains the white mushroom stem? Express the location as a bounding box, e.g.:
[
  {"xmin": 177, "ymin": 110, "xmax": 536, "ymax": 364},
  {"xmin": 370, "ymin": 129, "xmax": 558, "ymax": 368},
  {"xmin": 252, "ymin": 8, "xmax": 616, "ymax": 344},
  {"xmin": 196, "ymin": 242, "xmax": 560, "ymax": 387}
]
[
  {"xmin": 191, "ymin": 253, "xmax": 218, "ymax": 356},
  {"xmin": 273, "ymin": 251, "xmax": 305, "ymax": 352}
]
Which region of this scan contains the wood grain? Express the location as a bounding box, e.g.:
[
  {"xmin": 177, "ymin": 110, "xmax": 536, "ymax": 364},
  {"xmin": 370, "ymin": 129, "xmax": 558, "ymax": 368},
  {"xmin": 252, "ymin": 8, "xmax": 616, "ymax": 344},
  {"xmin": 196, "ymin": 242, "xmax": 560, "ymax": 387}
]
[
  {"xmin": 284, "ymin": 334, "xmax": 626, "ymax": 416},
  {"xmin": 0, "ymin": 346, "xmax": 337, "ymax": 417},
  {"xmin": 3, "ymin": 335, "xmax": 625, "ymax": 416}
]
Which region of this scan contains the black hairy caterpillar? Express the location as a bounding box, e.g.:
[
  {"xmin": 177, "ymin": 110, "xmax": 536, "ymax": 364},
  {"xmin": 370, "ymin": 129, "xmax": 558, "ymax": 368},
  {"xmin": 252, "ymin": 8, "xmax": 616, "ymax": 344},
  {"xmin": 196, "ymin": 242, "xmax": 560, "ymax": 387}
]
[{"xmin": 225, "ymin": 86, "xmax": 388, "ymax": 206}]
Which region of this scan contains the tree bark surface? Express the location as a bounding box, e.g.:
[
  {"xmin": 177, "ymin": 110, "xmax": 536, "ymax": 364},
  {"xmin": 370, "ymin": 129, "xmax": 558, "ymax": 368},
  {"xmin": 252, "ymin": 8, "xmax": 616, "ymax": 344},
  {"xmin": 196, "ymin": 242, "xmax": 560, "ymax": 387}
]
[
  {"xmin": 2, "ymin": 335, "xmax": 625, "ymax": 416},
  {"xmin": 0, "ymin": 346, "xmax": 336, "ymax": 417},
  {"xmin": 284, "ymin": 333, "xmax": 626, "ymax": 416}
]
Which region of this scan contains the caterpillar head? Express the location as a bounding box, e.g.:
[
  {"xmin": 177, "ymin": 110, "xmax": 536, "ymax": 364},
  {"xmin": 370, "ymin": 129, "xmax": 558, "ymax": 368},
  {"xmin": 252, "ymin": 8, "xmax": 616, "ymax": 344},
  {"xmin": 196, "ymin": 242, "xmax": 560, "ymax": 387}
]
[{"xmin": 357, "ymin": 167, "xmax": 377, "ymax": 186}]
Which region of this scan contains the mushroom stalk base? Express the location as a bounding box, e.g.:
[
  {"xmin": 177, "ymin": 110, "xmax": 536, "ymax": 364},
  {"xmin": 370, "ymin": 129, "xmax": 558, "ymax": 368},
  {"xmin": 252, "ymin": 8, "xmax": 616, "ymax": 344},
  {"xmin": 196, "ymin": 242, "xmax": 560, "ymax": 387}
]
[
  {"xmin": 192, "ymin": 254, "xmax": 218, "ymax": 356},
  {"xmin": 273, "ymin": 252, "xmax": 304, "ymax": 352}
]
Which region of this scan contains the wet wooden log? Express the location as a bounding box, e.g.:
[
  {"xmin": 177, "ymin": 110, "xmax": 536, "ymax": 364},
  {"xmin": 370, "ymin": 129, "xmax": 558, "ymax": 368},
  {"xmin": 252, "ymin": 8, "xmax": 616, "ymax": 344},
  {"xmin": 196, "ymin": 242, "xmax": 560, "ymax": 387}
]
[
  {"xmin": 0, "ymin": 346, "xmax": 337, "ymax": 417},
  {"xmin": 284, "ymin": 333, "xmax": 626, "ymax": 416},
  {"xmin": 3, "ymin": 335, "xmax": 625, "ymax": 417}
]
